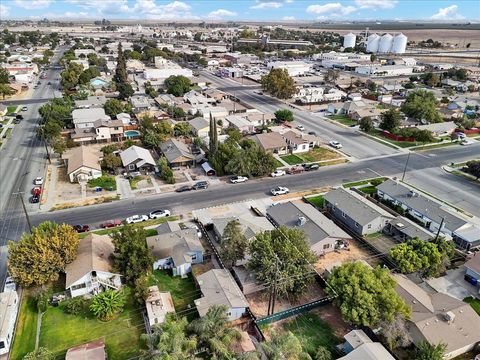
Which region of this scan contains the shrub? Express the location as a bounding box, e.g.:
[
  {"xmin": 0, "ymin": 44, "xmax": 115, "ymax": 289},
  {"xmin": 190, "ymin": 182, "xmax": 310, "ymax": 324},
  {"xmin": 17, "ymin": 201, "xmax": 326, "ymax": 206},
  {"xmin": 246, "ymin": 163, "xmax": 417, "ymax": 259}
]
[
  {"xmin": 370, "ymin": 178, "xmax": 385, "ymax": 186},
  {"xmin": 87, "ymin": 175, "xmax": 117, "ymax": 190},
  {"xmin": 63, "ymin": 297, "xmax": 88, "ymax": 315}
]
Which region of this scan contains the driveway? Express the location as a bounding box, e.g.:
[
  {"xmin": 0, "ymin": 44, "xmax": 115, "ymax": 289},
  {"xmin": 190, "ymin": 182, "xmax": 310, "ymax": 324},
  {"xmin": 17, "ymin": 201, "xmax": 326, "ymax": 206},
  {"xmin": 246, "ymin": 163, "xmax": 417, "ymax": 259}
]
[
  {"xmin": 426, "ymin": 265, "xmax": 480, "ymax": 301},
  {"xmin": 116, "ymin": 176, "xmax": 134, "ymax": 199}
]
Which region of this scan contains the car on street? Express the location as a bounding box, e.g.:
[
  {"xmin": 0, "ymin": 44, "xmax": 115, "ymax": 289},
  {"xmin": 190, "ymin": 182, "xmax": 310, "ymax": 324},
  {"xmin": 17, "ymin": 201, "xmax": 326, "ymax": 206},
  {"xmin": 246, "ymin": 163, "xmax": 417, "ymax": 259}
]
[
  {"xmin": 16, "ymin": 114, "xmax": 24, "ymax": 120},
  {"xmin": 329, "ymin": 140, "xmax": 343, "ymax": 149},
  {"xmin": 126, "ymin": 214, "xmax": 149, "ymax": 224},
  {"xmin": 30, "ymin": 195, "xmax": 40, "ymax": 203},
  {"xmin": 296, "ymin": 125, "xmax": 305, "ymax": 131},
  {"xmin": 271, "ymin": 186, "xmax": 289, "ymax": 196},
  {"xmin": 175, "ymin": 185, "xmax": 192, "ymax": 192},
  {"xmin": 303, "ymin": 163, "xmax": 320, "ymax": 171},
  {"xmin": 287, "ymin": 166, "xmax": 304, "ymax": 175},
  {"xmin": 100, "ymin": 219, "xmax": 122, "ymax": 228},
  {"xmin": 308, "ymin": 131, "xmax": 317, "ymax": 136},
  {"xmin": 271, "ymin": 169, "xmax": 286, "ymax": 177},
  {"xmin": 192, "ymin": 181, "xmax": 209, "ymax": 190},
  {"xmin": 230, "ymin": 175, "xmax": 248, "ymax": 184},
  {"xmin": 31, "ymin": 186, "xmax": 42, "ymax": 196},
  {"xmin": 73, "ymin": 225, "xmax": 90, "ymax": 233},
  {"xmin": 21, "ymin": 106, "xmax": 28, "ymax": 111},
  {"xmin": 460, "ymin": 139, "xmax": 474, "ymax": 146},
  {"xmin": 34, "ymin": 177, "xmax": 44, "ymax": 185},
  {"xmin": 149, "ymin": 209, "xmax": 171, "ymax": 219}
]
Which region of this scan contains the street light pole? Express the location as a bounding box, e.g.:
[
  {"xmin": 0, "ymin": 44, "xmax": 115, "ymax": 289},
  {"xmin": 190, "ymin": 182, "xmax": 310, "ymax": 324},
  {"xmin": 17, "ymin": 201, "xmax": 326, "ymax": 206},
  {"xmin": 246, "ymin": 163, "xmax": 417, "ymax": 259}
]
[{"xmin": 401, "ymin": 151, "xmax": 411, "ymax": 182}]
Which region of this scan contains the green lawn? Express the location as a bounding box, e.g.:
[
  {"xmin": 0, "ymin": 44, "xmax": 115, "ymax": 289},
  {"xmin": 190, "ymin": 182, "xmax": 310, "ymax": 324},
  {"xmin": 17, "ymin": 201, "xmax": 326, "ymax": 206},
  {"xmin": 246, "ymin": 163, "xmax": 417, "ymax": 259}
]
[
  {"xmin": 87, "ymin": 175, "xmax": 117, "ymax": 190},
  {"xmin": 280, "ymin": 154, "xmax": 304, "ymax": 165},
  {"xmin": 358, "ymin": 185, "xmax": 377, "ymax": 195},
  {"xmin": 274, "ymin": 159, "xmax": 284, "ymax": 168},
  {"xmin": 329, "ymin": 115, "xmax": 357, "ymax": 127},
  {"xmin": 464, "ymin": 297, "xmax": 480, "ymax": 316},
  {"xmin": 147, "ymin": 270, "xmax": 199, "ymax": 319},
  {"xmin": 343, "ymin": 177, "xmax": 387, "ymax": 188},
  {"xmin": 306, "ymin": 195, "xmax": 325, "ymax": 208},
  {"xmin": 282, "ymin": 310, "xmax": 341, "ymax": 356},
  {"xmin": 39, "ymin": 287, "xmax": 143, "ymax": 360},
  {"xmin": 6, "ymin": 105, "xmax": 17, "ymax": 115},
  {"xmin": 10, "ymin": 292, "xmax": 38, "ymax": 360}
]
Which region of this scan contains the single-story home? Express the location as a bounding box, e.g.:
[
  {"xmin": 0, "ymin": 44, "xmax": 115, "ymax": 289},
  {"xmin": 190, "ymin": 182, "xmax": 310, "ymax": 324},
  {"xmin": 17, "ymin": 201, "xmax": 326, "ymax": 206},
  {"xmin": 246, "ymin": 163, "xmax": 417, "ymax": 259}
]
[
  {"xmin": 415, "ymin": 121, "xmax": 457, "ymax": 137},
  {"xmin": 324, "ymin": 187, "xmax": 394, "ymax": 235},
  {"xmin": 64, "ymin": 234, "xmax": 122, "ymax": 298},
  {"xmin": 145, "ymin": 286, "xmax": 175, "ymax": 327},
  {"xmin": 65, "ymin": 340, "xmax": 106, "ymax": 360},
  {"xmin": 211, "ymin": 216, "xmax": 274, "ymax": 243},
  {"xmin": 225, "ymin": 115, "xmax": 255, "ymax": 133},
  {"xmin": 267, "ymin": 201, "xmax": 352, "ymax": 256},
  {"xmin": 146, "ymin": 227, "xmax": 204, "ymax": 277},
  {"xmin": 188, "ymin": 117, "xmax": 211, "ymax": 138},
  {"xmin": 251, "ymin": 132, "xmax": 288, "ymax": 155},
  {"xmin": 282, "ymin": 131, "xmax": 319, "ymax": 154},
  {"xmin": 62, "ymin": 146, "xmax": 102, "ymax": 183},
  {"xmin": 195, "ymin": 269, "xmax": 248, "ymax": 321},
  {"xmin": 383, "ymin": 215, "xmax": 436, "ymax": 242},
  {"xmin": 120, "ymin": 145, "xmax": 156, "ymax": 173},
  {"xmin": 160, "ymin": 139, "xmax": 196, "ymax": 167},
  {"xmin": 74, "ymin": 95, "xmax": 107, "ymax": 109}
]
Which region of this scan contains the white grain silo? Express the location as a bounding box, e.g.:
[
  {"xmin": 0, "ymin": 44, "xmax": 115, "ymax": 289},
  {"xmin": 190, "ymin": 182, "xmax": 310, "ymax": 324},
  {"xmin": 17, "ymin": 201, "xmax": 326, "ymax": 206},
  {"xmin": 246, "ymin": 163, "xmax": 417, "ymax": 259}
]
[
  {"xmin": 392, "ymin": 33, "xmax": 408, "ymax": 54},
  {"xmin": 366, "ymin": 33, "xmax": 380, "ymax": 53},
  {"xmin": 379, "ymin": 33, "xmax": 393, "ymax": 53},
  {"xmin": 343, "ymin": 33, "xmax": 356, "ymax": 49}
]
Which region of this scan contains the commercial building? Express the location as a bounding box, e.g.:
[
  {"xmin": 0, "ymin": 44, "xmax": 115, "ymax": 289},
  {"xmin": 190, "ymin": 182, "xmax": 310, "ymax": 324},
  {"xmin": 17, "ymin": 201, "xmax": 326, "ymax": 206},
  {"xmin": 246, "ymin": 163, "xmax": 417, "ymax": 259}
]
[
  {"xmin": 266, "ymin": 61, "xmax": 312, "ymax": 76},
  {"xmin": 356, "ymin": 65, "xmax": 413, "ymax": 77}
]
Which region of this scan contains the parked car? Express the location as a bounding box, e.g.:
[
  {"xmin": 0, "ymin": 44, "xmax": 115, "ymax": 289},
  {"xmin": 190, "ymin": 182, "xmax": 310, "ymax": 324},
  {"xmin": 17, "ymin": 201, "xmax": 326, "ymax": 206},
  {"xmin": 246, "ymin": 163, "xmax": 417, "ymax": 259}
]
[
  {"xmin": 73, "ymin": 225, "xmax": 90, "ymax": 233},
  {"xmin": 271, "ymin": 186, "xmax": 289, "ymax": 196},
  {"xmin": 34, "ymin": 177, "xmax": 44, "ymax": 185},
  {"xmin": 4, "ymin": 276, "xmax": 16, "ymax": 292},
  {"xmin": 457, "ymin": 132, "xmax": 467, "ymax": 139},
  {"xmin": 30, "ymin": 195, "xmax": 40, "ymax": 203},
  {"xmin": 31, "ymin": 186, "xmax": 42, "ymax": 196},
  {"xmin": 230, "ymin": 175, "xmax": 248, "ymax": 184},
  {"xmin": 192, "ymin": 181, "xmax": 209, "ymax": 190},
  {"xmin": 329, "ymin": 140, "xmax": 342, "ymax": 149},
  {"xmin": 287, "ymin": 166, "xmax": 304, "ymax": 175},
  {"xmin": 175, "ymin": 185, "xmax": 192, "ymax": 192},
  {"xmin": 100, "ymin": 219, "xmax": 122, "ymax": 228},
  {"xmin": 460, "ymin": 139, "xmax": 474, "ymax": 146},
  {"xmin": 296, "ymin": 125, "xmax": 305, "ymax": 131},
  {"xmin": 271, "ymin": 169, "xmax": 286, "ymax": 177},
  {"xmin": 21, "ymin": 106, "xmax": 28, "ymax": 111},
  {"xmin": 149, "ymin": 209, "xmax": 171, "ymax": 219},
  {"xmin": 303, "ymin": 163, "xmax": 320, "ymax": 171},
  {"xmin": 126, "ymin": 214, "xmax": 148, "ymax": 224},
  {"xmin": 308, "ymin": 131, "xmax": 317, "ymax": 136}
]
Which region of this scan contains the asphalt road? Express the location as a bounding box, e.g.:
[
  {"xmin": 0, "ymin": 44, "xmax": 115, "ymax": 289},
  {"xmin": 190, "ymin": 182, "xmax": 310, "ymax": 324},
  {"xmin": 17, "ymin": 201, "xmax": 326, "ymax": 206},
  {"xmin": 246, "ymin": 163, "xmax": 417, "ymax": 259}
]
[{"xmin": 0, "ymin": 48, "xmax": 65, "ymax": 290}]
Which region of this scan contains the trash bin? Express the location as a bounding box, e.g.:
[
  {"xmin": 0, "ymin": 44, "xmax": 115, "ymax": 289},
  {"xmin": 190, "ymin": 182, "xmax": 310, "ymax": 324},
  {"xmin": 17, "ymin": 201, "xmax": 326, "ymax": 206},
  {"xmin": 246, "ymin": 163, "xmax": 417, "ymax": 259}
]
[{"xmin": 95, "ymin": 187, "xmax": 102, "ymax": 192}]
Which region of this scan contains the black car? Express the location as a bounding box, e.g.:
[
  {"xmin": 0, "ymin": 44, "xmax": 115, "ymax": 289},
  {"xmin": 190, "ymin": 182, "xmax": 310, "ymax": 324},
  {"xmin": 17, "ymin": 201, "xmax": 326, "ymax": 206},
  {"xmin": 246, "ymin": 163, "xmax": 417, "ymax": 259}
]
[
  {"xmin": 30, "ymin": 195, "xmax": 40, "ymax": 203},
  {"xmin": 16, "ymin": 114, "xmax": 24, "ymax": 120},
  {"xmin": 303, "ymin": 163, "xmax": 320, "ymax": 171},
  {"xmin": 175, "ymin": 185, "xmax": 192, "ymax": 193},
  {"xmin": 192, "ymin": 181, "xmax": 209, "ymax": 190},
  {"xmin": 308, "ymin": 131, "xmax": 317, "ymax": 136}
]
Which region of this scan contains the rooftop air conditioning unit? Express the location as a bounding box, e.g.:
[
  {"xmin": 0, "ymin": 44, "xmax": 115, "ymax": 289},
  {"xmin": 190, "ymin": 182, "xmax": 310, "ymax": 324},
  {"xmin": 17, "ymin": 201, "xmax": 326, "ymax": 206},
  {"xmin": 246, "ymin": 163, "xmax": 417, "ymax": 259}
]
[{"xmin": 444, "ymin": 311, "xmax": 456, "ymax": 323}]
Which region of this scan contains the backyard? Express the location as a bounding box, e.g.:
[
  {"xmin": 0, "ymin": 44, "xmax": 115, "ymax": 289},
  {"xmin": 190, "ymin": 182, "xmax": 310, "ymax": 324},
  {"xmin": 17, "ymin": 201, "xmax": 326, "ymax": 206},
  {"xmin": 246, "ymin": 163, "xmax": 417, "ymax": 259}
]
[{"xmin": 306, "ymin": 194, "xmax": 325, "ymax": 208}]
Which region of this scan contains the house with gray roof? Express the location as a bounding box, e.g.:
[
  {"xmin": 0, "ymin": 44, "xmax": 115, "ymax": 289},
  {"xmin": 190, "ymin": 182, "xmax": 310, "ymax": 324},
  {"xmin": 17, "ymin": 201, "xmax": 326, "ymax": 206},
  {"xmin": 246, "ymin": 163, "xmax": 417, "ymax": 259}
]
[
  {"xmin": 384, "ymin": 215, "xmax": 436, "ymax": 242},
  {"xmin": 74, "ymin": 95, "xmax": 107, "ymax": 109},
  {"xmin": 267, "ymin": 201, "xmax": 352, "ymax": 256},
  {"xmin": 211, "ymin": 216, "xmax": 274, "ymax": 243},
  {"xmin": 160, "ymin": 139, "xmax": 196, "ymax": 167},
  {"xmin": 324, "ymin": 187, "xmax": 394, "ymax": 235},
  {"xmin": 464, "ymin": 254, "xmax": 480, "ymax": 284},
  {"xmin": 120, "ymin": 145, "xmax": 156, "ymax": 172},
  {"xmin": 377, "ymin": 179, "xmax": 480, "ymax": 250},
  {"xmin": 195, "ymin": 269, "xmax": 248, "ymax": 321},
  {"xmin": 188, "ymin": 117, "xmax": 210, "ymax": 138},
  {"xmin": 147, "ymin": 227, "xmax": 204, "ymax": 277},
  {"xmin": 72, "ymin": 108, "xmax": 110, "ymax": 129}
]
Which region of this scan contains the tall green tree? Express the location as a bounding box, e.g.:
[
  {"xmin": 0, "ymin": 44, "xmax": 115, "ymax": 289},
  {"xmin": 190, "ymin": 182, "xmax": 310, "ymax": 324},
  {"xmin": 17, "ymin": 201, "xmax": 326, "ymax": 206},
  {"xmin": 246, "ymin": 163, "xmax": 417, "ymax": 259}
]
[
  {"xmin": 209, "ymin": 113, "xmax": 218, "ymax": 155},
  {"xmin": 0, "ymin": 83, "xmax": 14, "ymax": 99},
  {"xmin": 90, "ymin": 289, "xmax": 125, "ymax": 321},
  {"xmin": 114, "ymin": 43, "xmax": 128, "ymax": 84},
  {"xmin": 261, "ymin": 68, "xmax": 297, "ymax": 99},
  {"xmin": 248, "ymin": 226, "xmax": 316, "ymax": 297},
  {"xmin": 359, "ymin": 116, "xmax": 373, "ymax": 133},
  {"xmin": 110, "ymin": 225, "xmax": 154, "ymax": 285},
  {"xmin": 259, "ymin": 330, "xmax": 311, "ymax": 360},
  {"xmin": 104, "ymin": 98, "xmax": 131, "ymax": 117},
  {"xmin": 414, "ymin": 341, "xmax": 446, "ymax": 360},
  {"xmin": 401, "ymin": 90, "xmax": 442, "ymax": 123},
  {"xmin": 465, "ymin": 160, "xmax": 480, "ymax": 179},
  {"xmin": 219, "ymin": 220, "xmax": 248, "ymax": 268},
  {"xmin": 117, "ymin": 83, "xmax": 134, "ymax": 100},
  {"xmin": 326, "ymin": 262, "xmax": 411, "ymax": 326},
  {"xmin": 315, "ymin": 346, "xmax": 332, "ymax": 360},
  {"xmin": 274, "ymin": 109, "xmax": 294, "ymax": 122},
  {"xmin": 164, "ymin": 75, "xmax": 191, "ymax": 96},
  {"xmin": 0, "ymin": 66, "xmax": 10, "ymax": 83},
  {"xmin": 8, "ymin": 222, "xmax": 80, "ymax": 287},
  {"xmin": 189, "ymin": 305, "xmax": 241, "ymax": 359},
  {"xmin": 379, "ymin": 109, "xmax": 401, "ymax": 132}
]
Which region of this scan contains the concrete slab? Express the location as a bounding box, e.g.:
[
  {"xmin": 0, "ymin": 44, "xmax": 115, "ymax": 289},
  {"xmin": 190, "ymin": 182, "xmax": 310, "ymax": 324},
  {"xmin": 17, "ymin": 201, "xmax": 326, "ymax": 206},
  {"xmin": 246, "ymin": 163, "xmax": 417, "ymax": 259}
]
[{"xmin": 426, "ymin": 266, "xmax": 480, "ymax": 301}]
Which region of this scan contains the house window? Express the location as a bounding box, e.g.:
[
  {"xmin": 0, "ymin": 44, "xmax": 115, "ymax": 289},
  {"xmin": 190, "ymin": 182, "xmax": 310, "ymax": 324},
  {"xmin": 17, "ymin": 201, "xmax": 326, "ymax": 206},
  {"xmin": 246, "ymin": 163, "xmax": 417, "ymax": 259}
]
[
  {"xmin": 367, "ymin": 224, "xmax": 372, "ymax": 229},
  {"xmin": 114, "ymin": 127, "xmax": 119, "ymax": 130},
  {"xmin": 71, "ymin": 283, "xmax": 87, "ymax": 291},
  {"xmin": 191, "ymin": 254, "xmax": 197, "ymax": 261},
  {"xmin": 128, "ymin": 164, "xmax": 135, "ymax": 170},
  {"xmin": 0, "ymin": 341, "xmax": 5, "ymax": 349},
  {"xmin": 323, "ymin": 244, "xmax": 330, "ymax": 250},
  {"xmin": 355, "ymin": 222, "xmax": 359, "ymax": 228},
  {"xmin": 342, "ymin": 212, "xmax": 346, "ymax": 218}
]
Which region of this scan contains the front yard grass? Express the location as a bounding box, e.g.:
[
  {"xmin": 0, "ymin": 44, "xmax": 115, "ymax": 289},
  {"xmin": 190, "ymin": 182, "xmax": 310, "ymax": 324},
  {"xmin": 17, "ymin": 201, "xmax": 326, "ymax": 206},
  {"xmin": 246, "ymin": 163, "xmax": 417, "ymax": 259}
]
[
  {"xmin": 87, "ymin": 175, "xmax": 117, "ymax": 190},
  {"xmin": 129, "ymin": 175, "xmax": 144, "ymax": 190},
  {"xmin": 306, "ymin": 194, "xmax": 324, "ymax": 208},
  {"xmin": 282, "ymin": 310, "xmax": 341, "ymax": 356},
  {"xmin": 329, "ymin": 115, "xmax": 357, "ymax": 127},
  {"xmin": 343, "ymin": 177, "xmax": 387, "ymax": 188},
  {"xmin": 39, "ymin": 287, "xmax": 143, "ymax": 360},
  {"xmin": 301, "ymin": 147, "xmax": 340, "ymax": 162},
  {"xmin": 10, "ymin": 291, "xmax": 38, "ymax": 360},
  {"xmin": 274, "ymin": 159, "xmax": 284, "ymax": 168},
  {"xmin": 6, "ymin": 105, "xmax": 17, "ymax": 115},
  {"xmin": 280, "ymin": 154, "xmax": 304, "ymax": 165},
  {"xmin": 464, "ymin": 297, "xmax": 480, "ymax": 316},
  {"xmin": 358, "ymin": 185, "xmax": 377, "ymax": 195}
]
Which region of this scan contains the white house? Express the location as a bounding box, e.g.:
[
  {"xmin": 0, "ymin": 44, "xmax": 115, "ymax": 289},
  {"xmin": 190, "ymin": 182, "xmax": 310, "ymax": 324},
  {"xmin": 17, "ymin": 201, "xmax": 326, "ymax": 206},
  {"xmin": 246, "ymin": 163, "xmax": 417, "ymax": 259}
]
[
  {"xmin": 281, "ymin": 130, "xmax": 319, "ymax": 154},
  {"xmin": 72, "ymin": 108, "xmax": 110, "ymax": 129},
  {"xmin": 64, "ymin": 234, "xmax": 122, "ymax": 298},
  {"xmin": 62, "ymin": 146, "xmax": 102, "ymax": 183},
  {"xmin": 145, "ymin": 286, "xmax": 176, "ymax": 327},
  {"xmin": 0, "ymin": 291, "xmax": 19, "ymax": 356},
  {"xmin": 195, "ymin": 269, "xmax": 248, "ymax": 321}
]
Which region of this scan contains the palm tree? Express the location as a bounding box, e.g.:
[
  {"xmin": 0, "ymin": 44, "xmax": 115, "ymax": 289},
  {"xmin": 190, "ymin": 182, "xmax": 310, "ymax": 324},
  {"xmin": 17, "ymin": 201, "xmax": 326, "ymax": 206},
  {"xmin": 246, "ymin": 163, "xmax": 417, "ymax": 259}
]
[
  {"xmin": 189, "ymin": 305, "xmax": 241, "ymax": 359},
  {"xmin": 140, "ymin": 315, "xmax": 197, "ymax": 360},
  {"xmin": 259, "ymin": 330, "xmax": 311, "ymax": 360},
  {"xmin": 89, "ymin": 289, "xmax": 125, "ymax": 321}
]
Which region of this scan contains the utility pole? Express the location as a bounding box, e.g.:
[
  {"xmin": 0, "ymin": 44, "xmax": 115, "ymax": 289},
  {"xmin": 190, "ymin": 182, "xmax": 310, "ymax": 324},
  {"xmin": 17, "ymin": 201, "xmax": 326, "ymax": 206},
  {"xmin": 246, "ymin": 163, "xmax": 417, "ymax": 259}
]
[
  {"xmin": 434, "ymin": 217, "xmax": 445, "ymax": 242},
  {"xmin": 13, "ymin": 192, "xmax": 32, "ymax": 233},
  {"xmin": 401, "ymin": 151, "xmax": 411, "ymax": 182}
]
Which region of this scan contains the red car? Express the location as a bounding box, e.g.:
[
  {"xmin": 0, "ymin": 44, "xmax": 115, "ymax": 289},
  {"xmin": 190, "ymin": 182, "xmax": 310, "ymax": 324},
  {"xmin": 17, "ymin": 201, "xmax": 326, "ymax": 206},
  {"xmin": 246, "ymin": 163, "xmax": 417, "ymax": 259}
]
[
  {"xmin": 31, "ymin": 186, "xmax": 42, "ymax": 196},
  {"xmin": 287, "ymin": 166, "xmax": 305, "ymax": 175},
  {"xmin": 73, "ymin": 225, "xmax": 90, "ymax": 233},
  {"xmin": 100, "ymin": 219, "xmax": 122, "ymax": 228}
]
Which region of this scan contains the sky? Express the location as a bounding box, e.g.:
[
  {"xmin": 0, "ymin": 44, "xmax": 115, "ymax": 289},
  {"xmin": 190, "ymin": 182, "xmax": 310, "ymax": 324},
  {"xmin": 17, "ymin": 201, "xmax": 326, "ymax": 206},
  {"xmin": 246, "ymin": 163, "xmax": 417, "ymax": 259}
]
[{"xmin": 0, "ymin": 0, "xmax": 479, "ymax": 22}]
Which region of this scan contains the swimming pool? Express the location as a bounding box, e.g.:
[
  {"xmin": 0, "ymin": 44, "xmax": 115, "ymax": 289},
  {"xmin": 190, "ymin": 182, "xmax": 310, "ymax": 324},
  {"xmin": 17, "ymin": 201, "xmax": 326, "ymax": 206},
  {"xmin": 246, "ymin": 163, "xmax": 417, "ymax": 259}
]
[{"xmin": 124, "ymin": 130, "xmax": 140, "ymax": 138}]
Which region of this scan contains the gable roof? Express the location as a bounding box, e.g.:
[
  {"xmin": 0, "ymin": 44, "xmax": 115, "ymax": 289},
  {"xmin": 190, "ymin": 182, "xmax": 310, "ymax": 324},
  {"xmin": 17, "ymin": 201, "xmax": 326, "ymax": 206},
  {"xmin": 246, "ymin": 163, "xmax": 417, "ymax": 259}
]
[
  {"xmin": 62, "ymin": 145, "xmax": 102, "ymax": 175},
  {"xmin": 188, "ymin": 117, "xmax": 209, "ymax": 131},
  {"xmin": 251, "ymin": 132, "xmax": 287, "ymax": 150},
  {"xmin": 212, "ymin": 216, "xmax": 274, "ymax": 241},
  {"xmin": 120, "ymin": 145, "xmax": 156, "ymax": 167},
  {"xmin": 94, "ymin": 119, "xmax": 123, "ymax": 128},
  {"xmin": 65, "ymin": 234, "xmax": 116, "ymax": 289},
  {"xmin": 195, "ymin": 269, "xmax": 248, "ymax": 317},
  {"xmin": 324, "ymin": 187, "xmax": 394, "ymax": 226},
  {"xmin": 160, "ymin": 139, "xmax": 195, "ymax": 164},
  {"xmin": 338, "ymin": 343, "xmax": 395, "ymax": 360},
  {"xmin": 388, "ymin": 215, "xmax": 435, "ymax": 242},
  {"xmin": 72, "ymin": 108, "xmax": 110, "ymax": 124},
  {"xmin": 155, "ymin": 221, "xmax": 181, "ymax": 235}
]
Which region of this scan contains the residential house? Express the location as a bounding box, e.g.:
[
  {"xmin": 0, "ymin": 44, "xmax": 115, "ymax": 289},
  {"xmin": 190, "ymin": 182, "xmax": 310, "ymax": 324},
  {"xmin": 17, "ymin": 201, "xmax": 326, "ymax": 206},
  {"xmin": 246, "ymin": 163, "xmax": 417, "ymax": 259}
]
[
  {"xmin": 282, "ymin": 130, "xmax": 319, "ymax": 154},
  {"xmin": 195, "ymin": 269, "xmax": 248, "ymax": 321},
  {"xmin": 117, "ymin": 112, "xmax": 132, "ymax": 125},
  {"xmin": 267, "ymin": 201, "xmax": 352, "ymax": 256},
  {"xmin": 377, "ymin": 179, "xmax": 480, "ymax": 250},
  {"xmin": 74, "ymin": 95, "xmax": 107, "ymax": 109},
  {"xmin": 146, "ymin": 227, "xmax": 204, "ymax": 276},
  {"xmin": 415, "ymin": 121, "xmax": 457, "ymax": 137},
  {"xmin": 338, "ymin": 329, "xmax": 395, "ymax": 360},
  {"xmin": 464, "ymin": 255, "xmax": 480, "ymax": 287},
  {"xmin": 251, "ymin": 132, "xmax": 288, "ymax": 155},
  {"xmin": 350, "ymin": 108, "xmax": 383, "ymax": 121},
  {"xmin": 94, "ymin": 119, "xmax": 124, "ymax": 142},
  {"xmin": 203, "ymin": 89, "xmax": 226, "ymax": 102},
  {"xmin": 72, "ymin": 108, "xmax": 111, "ymax": 129},
  {"xmin": 378, "ymin": 83, "xmax": 405, "ymax": 94},
  {"xmin": 244, "ymin": 111, "xmax": 275, "ymax": 127},
  {"xmin": 347, "ymin": 93, "xmax": 362, "ymax": 101},
  {"xmin": 198, "ymin": 105, "xmax": 228, "ymax": 120},
  {"xmin": 225, "ymin": 115, "xmax": 255, "ymax": 133},
  {"xmin": 394, "ymin": 273, "xmax": 480, "ymax": 359},
  {"xmin": 220, "ymin": 99, "xmax": 248, "ymax": 115},
  {"xmin": 160, "ymin": 139, "xmax": 196, "ymax": 167},
  {"xmin": 154, "ymin": 94, "xmax": 177, "ymax": 107},
  {"xmin": 0, "ymin": 291, "xmax": 19, "ymax": 356},
  {"xmin": 65, "ymin": 340, "xmax": 106, "ymax": 360},
  {"xmin": 324, "ymin": 187, "xmax": 394, "ymax": 235},
  {"xmin": 183, "ymin": 90, "xmax": 214, "ymax": 106},
  {"xmin": 188, "ymin": 117, "xmax": 211, "ymax": 138},
  {"xmin": 383, "ymin": 215, "xmax": 436, "ymax": 242},
  {"xmin": 64, "ymin": 234, "xmax": 122, "ymax": 298},
  {"xmin": 145, "ymin": 286, "xmax": 175, "ymax": 327},
  {"xmin": 211, "ymin": 216, "xmax": 274, "ymax": 243},
  {"xmin": 74, "ymin": 48, "xmax": 95, "ymax": 58},
  {"xmin": 120, "ymin": 145, "xmax": 156, "ymax": 173},
  {"xmin": 131, "ymin": 95, "xmax": 151, "ymax": 114},
  {"xmin": 62, "ymin": 146, "xmax": 102, "ymax": 183}
]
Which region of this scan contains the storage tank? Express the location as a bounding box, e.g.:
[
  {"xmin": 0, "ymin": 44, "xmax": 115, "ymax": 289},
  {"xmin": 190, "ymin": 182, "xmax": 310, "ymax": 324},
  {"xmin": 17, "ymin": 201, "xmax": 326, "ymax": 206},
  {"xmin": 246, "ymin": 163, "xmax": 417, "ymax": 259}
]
[
  {"xmin": 366, "ymin": 33, "xmax": 380, "ymax": 53},
  {"xmin": 392, "ymin": 33, "xmax": 408, "ymax": 54},
  {"xmin": 343, "ymin": 33, "xmax": 356, "ymax": 49},
  {"xmin": 379, "ymin": 33, "xmax": 393, "ymax": 53}
]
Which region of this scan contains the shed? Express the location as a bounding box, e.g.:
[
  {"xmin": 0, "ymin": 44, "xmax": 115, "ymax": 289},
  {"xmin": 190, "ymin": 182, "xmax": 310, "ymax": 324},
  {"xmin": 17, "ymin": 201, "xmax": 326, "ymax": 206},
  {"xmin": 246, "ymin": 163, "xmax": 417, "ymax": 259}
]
[{"xmin": 201, "ymin": 162, "xmax": 216, "ymax": 176}]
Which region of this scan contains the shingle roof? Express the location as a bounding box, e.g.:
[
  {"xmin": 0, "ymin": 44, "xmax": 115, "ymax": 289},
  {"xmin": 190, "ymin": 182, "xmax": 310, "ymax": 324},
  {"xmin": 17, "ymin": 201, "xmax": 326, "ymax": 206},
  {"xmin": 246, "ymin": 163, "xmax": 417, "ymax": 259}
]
[
  {"xmin": 72, "ymin": 108, "xmax": 110, "ymax": 124},
  {"xmin": 64, "ymin": 234, "xmax": 116, "ymax": 289},
  {"xmin": 62, "ymin": 145, "xmax": 102, "ymax": 175},
  {"xmin": 160, "ymin": 139, "xmax": 195, "ymax": 164},
  {"xmin": 324, "ymin": 187, "xmax": 394, "ymax": 226},
  {"xmin": 188, "ymin": 117, "xmax": 209, "ymax": 131},
  {"xmin": 338, "ymin": 343, "xmax": 395, "ymax": 360},
  {"xmin": 120, "ymin": 145, "xmax": 156, "ymax": 167},
  {"xmin": 195, "ymin": 269, "xmax": 248, "ymax": 317},
  {"xmin": 389, "ymin": 215, "xmax": 435, "ymax": 242},
  {"xmin": 252, "ymin": 132, "xmax": 287, "ymax": 150}
]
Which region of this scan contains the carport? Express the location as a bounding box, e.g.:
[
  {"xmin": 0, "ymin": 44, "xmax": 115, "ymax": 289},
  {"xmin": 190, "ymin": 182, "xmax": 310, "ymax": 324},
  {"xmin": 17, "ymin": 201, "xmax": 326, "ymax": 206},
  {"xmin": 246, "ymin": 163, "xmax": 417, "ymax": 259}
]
[{"xmin": 201, "ymin": 162, "xmax": 216, "ymax": 176}]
